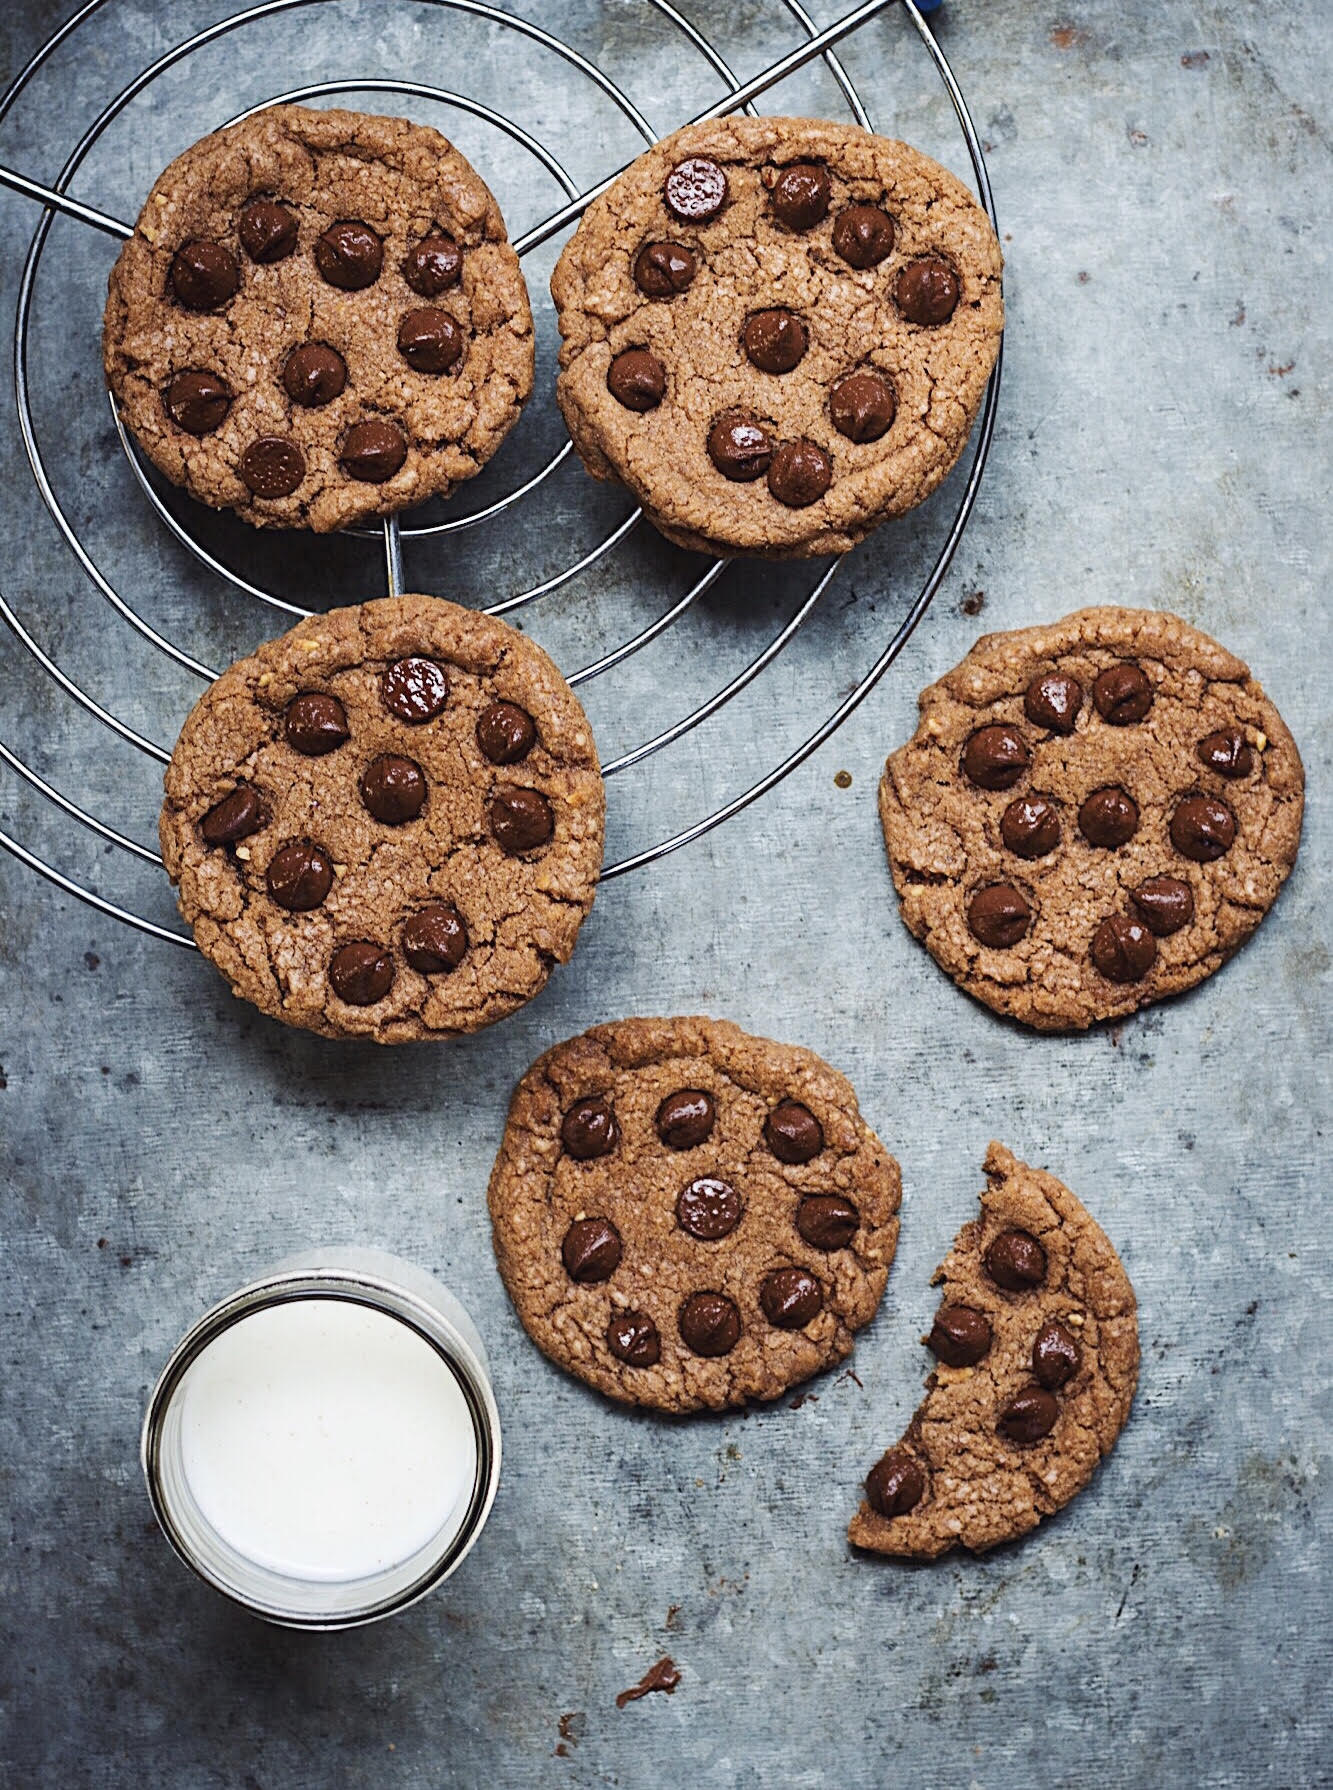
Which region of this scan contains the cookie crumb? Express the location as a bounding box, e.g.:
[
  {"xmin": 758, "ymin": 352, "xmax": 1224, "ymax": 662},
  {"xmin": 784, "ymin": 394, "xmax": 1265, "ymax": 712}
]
[
  {"xmin": 960, "ymin": 588, "xmax": 986, "ymax": 615},
  {"xmin": 834, "ymin": 769, "xmax": 853, "ymax": 789}
]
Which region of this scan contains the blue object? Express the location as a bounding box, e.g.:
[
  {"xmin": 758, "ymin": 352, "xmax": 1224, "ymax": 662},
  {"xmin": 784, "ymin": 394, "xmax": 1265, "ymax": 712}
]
[{"xmin": 915, "ymin": 0, "xmax": 946, "ymax": 12}]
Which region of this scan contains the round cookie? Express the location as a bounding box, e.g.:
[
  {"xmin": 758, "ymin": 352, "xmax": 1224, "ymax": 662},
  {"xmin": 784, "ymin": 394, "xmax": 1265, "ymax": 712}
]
[
  {"xmin": 880, "ymin": 607, "xmax": 1304, "ymax": 1030},
  {"xmin": 104, "ymin": 106, "xmax": 534, "ymax": 532},
  {"xmin": 160, "ymin": 595, "xmax": 603, "ymax": 1041},
  {"xmin": 550, "ymin": 115, "xmax": 1003, "ymax": 558},
  {"xmin": 488, "ymin": 1017, "xmax": 901, "ymax": 1412},
  {"xmin": 850, "ymin": 1142, "xmax": 1138, "ymax": 1560}
]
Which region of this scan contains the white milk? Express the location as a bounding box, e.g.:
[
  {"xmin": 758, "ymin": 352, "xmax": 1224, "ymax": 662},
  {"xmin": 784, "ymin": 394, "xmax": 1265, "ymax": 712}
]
[{"xmin": 177, "ymin": 1298, "xmax": 478, "ymax": 1583}]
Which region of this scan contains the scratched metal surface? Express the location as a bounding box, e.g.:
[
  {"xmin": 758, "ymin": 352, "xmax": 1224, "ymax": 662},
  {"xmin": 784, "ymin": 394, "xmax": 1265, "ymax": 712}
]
[{"xmin": 0, "ymin": 1, "xmax": 1329, "ymax": 1785}]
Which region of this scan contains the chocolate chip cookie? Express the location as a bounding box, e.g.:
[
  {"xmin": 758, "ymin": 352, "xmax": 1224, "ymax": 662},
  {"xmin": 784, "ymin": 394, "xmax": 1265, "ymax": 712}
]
[
  {"xmin": 550, "ymin": 116, "xmax": 1003, "ymax": 558},
  {"xmin": 488, "ymin": 1017, "xmax": 901, "ymax": 1412},
  {"xmin": 850, "ymin": 1143, "xmax": 1138, "ymax": 1560},
  {"xmin": 104, "ymin": 106, "xmax": 533, "ymax": 532},
  {"xmin": 160, "ymin": 595, "xmax": 603, "ymax": 1040},
  {"xmin": 880, "ymin": 607, "xmax": 1304, "ymax": 1030}
]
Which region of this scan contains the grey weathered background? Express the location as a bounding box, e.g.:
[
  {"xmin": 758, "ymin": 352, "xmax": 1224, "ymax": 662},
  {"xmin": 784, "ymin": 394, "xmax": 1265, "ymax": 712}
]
[{"xmin": 1, "ymin": 2, "xmax": 1329, "ymax": 1786}]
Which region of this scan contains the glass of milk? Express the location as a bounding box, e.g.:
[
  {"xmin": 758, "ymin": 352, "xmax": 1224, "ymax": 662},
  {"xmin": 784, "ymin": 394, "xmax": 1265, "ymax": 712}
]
[{"xmin": 142, "ymin": 1248, "xmax": 500, "ymax": 1628}]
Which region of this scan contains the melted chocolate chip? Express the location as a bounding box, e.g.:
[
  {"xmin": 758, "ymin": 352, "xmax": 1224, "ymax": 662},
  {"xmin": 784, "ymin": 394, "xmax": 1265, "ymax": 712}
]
[
  {"xmin": 607, "ymin": 1310, "xmax": 660, "ymax": 1368},
  {"xmin": 796, "ymin": 1194, "xmax": 859, "ymax": 1251},
  {"xmin": 632, "ymin": 240, "xmax": 697, "ymax": 297},
  {"xmin": 239, "ymin": 199, "xmax": 298, "ymax": 264},
  {"xmin": 1091, "ymin": 913, "xmax": 1158, "ymax": 982},
  {"xmin": 340, "ymin": 420, "xmax": 407, "ymax": 483},
  {"xmin": 1171, "ymin": 794, "xmax": 1237, "ymax": 861},
  {"xmin": 359, "ymin": 754, "xmax": 426, "ymax": 824},
  {"xmin": 607, "ymin": 348, "xmax": 666, "ymax": 411},
  {"xmin": 169, "ymin": 240, "xmax": 239, "ymax": 311},
  {"xmin": 832, "ymin": 204, "xmax": 895, "ymax": 268},
  {"xmin": 1129, "ymin": 875, "xmax": 1195, "ymax": 936},
  {"xmin": 284, "ymin": 693, "xmax": 349, "ymax": 756},
  {"xmin": 997, "ymin": 1385, "xmax": 1059, "ymax": 1444},
  {"xmin": 1032, "ymin": 1319, "xmax": 1082, "ymax": 1389},
  {"xmin": 397, "ymin": 307, "xmax": 464, "ymax": 374},
  {"xmin": 830, "ymin": 370, "xmax": 896, "ymax": 443},
  {"xmin": 765, "ymin": 1099, "xmax": 824, "ymax": 1164},
  {"xmin": 1197, "ymin": 728, "xmax": 1254, "ymax": 779},
  {"xmin": 477, "ymin": 701, "xmax": 536, "ymax": 765},
  {"xmin": 967, "ymin": 883, "xmax": 1031, "ymax": 948},
  {"xmin": 655, "ymin": 1089, "xmax": 716, "ymax": 1150},
  {"xmin": 265, "ymin": 840, "xmax": 333, "ymax": 911},
  {"xmin": 402, "ymin": 902, "xmax": 468, "ymax": 974},
  {"xmin": 678, "ymin": 1291, "xmax": 741, "ymax": 1357},
  {"xmin": 164, "ymin": 369, "xmax": 231, "ymax": 435},
  {"xmin": 1024, "ymin": 670, "xmax": 1083, "ymax": 733},
  {"xmin": 1079, "ymin": 785, "xmax": 1139, "ymax": 849},
  {"xmin": 664, "ymin": 157, "xmax": 728, "ymax": 223},
  {"xmin": 561, "ymin": 1096, "xmax": 618, "ymax": 1160},
  {"xmin": 382, "ymin": 656, "xmax": 448, "ymax": 724},
  {"xmin": 707, "ymin": 411, "xmax": 773, "ymax": 481},
  {"xmin": 240, "ymin": 436, "xmax": 305, "ymax": 498},
  {"xmin": 927, "ymin": 1304, "xmax": 993, "ymax": 1367},
  {"xmin": 865, "ymin": 1449, "xmax": 925, "ymax": 1518},
  {"xmin": 676, "ymin": 1176, "xmax": 742, "ymax": 1241},
  {"xmin": 201, "ymin": 785, "xmax": 265, "ymax": 846},
  {"xmin": 760, "ymin": 1267, "xmax": 823, "ymax": 1329},
  {"xmin": 767, "ymin": 438, "xmax": 832, "ymax": 508},
  {"xmin": 984, "ymin": 1228, "xmax": 1047, "ymax": 1291},
  {"xmin": 315, "ymin": 220, "xmax": 383, "ymax": 290},
  {"xmin": 895, "ymin": 254, "xmax": 960, "ymax": 325},
  {"xmin": 328, "ymin": 941, "xmax": 394, "ymax": 1006},
  {"xmin": 402, "ymin": 232, "xmax": 462, "ymax": 297},
  {"xmin": 1001, "ymin": 795, "xmax": 1061, "ymax": 859},
  {"xmin": 561, "ymin": 1217, "xmax": 622, "ymax": 1283},
  {"xmin": 282, "ymin": 343, "xmax": 346, "ymax": 407},
  {"xmin": 742, "ymin": 308, "xmax": 808, "ymax": 374},
  {"xmin": 767, "ymin": 162, "xmax": 831, "ymax": 230},
  {"xmin": 962, "ymin": 724, "xmax": 1030, "ymax": 790},
  {"xmin": 1093, "ymin": 662, "xmax": 1153, "ymax": 725},
  {"xmin": 488, "ymin": 786, "xmax": 553, "ymax": 854}
]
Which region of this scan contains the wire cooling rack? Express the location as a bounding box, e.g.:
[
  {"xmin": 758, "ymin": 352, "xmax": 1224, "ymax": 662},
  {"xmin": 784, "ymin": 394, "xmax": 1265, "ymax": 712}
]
[{"xmin": 0, "ymin": 0, "xmax": 1000, "ymax": 948}]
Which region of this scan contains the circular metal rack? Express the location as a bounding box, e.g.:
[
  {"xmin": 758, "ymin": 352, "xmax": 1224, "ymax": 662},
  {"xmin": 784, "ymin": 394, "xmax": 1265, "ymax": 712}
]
[{"xmin": 0, "ymin": 0, "xmax": 1000, "ymax": 949}]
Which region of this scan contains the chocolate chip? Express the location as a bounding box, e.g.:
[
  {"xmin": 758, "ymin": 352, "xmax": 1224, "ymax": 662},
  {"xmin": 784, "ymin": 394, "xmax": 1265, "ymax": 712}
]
[
  {"xmin": 768, "ymin": 438, "xmax": 832, "ymax": 508},
  {"xmin": 340, "ymin": 420, "xmax": 407, "ymax": 483},
  {"xmin": 895, "ymin": 254, "xmax": 960, "ymax": 325},
  {"xmin": 561, "ymin": 1096, "xmax": 618, "ymax": 1160},
  {"xmin": 169, "ymin": 240, "xmax": 239, "ymax": 311},
  {"xmin": 315, "ymin": 220, "xmax": 383, "ymax": 290},
  {"xmin": 1093, "ymin": 662, "xmax": 1153, "ymax": 724},
  {"xmin": 607, "ymin": 348, "xmax": 666, "ymax": 411},
  {"xmin": 382, "ymin": 656, "xmax": 448, "ymax": 724},
  {"xmin": 997, "ymin": 1385, "xmax": 1059, "ymax": 1444},
  {"xmin": 164, "ymin": 369, "xmax": 231, "ymax": 435},
  {"xmin": 832, "ymin": 204, "xmax": 895, "ymax": 268},
  {"xmin": 282, "ymin": 343, "xmax": 346, "ymax": 407},
  {"xmin": 477, "ymin": 701, "xmax": 536, "ymax": 764},
  {"xmin": 1078, "ymin": 785, "xmax": 1139, "ymax": 848},
  {"xmin": 359, "ymin": 754, "xmax": 426, "ymax": 824},
  {"xmin": 632, "ymin": 240, "xmax": 697, "ymax": 297},
  {"xmin": 664, "ymin": 157, "xmax": 727, "ymax": 223},
  {"xmin": 962, "ymin": 724, "xmax": 1030, "ymax": 790},
  {"xmin": 967, "ymin": 883, "xmax": 1031, "ymax": 948},
  {"xmin": 865, "ymin": 1449, "xmax": 925, "ymax": 1518},
  {"xmin": 830, "ymin": 370, "xmax": 896, "ymax": 443},
  {"xmin": 1001, "ymin": 795, "xmax": 1061, "ymax": 859},
  {"xmin": 1032, "ymin": 1319, "xmax": 1082, "ymax": 1389},
  {"xmin": 765, "ymin": 1099, "xmax": 824, "ymax": 1164},
  {"xmin": 607, "ymin": 1310, "xmax": 660, "ymax": 1368},
  {"xmin": 796, "ymin": 1193, "xmax": 859, "ymax": 1251},
  {"xmin": 1170, "ymin": 793, "xmax": 1237, "ymax": 862},
  {"xmin": 984, "ymin": 1228, "xmax": 1047, "ymax": 1291},
  {"xmin": 1129, "ymin": 875, "xmax": 1195, "ymax": 936},
  {"xmin": 676, "ymin": 1176, "xmax": 742, "ymax": 1241},
  {"xmin": 402, "ymin": 902, "xmax": 468, "ymax": 973},
  {"xmin": 284, "ymin": 693, "xmax": 349, "ymax": 756},
  {"xmin": 402, "ymin": 232, "xmax": 462, "ymax": 297},
  {"xmin": 1197, "ymin": 727, "xmax": 1254, "ymax": 779},
  {"xmin": 328, "ymin": 941, "xmax": 394, "ymax": 1006},
  {"xmin": 707, "ymin": 411, "xmax": 772, "ymax": 481},
  {"xmin": 561, "ymin": 1217, "xmax": 622, "ymax": 1283},
  {"xmin": 678, "ymin": 1291, "xmax": 741, "ymax": 1357},
  {"xmin": 240, "ymin": 436, "xmax": 305, "ymax": 498},
  {"xmin": 239, "ymin": 199, "xmax": 298, "ymax": 264},
  {"xmin": 201, "ymin": 784, "xmax": 265, "ymax": 846},
  {"xmin": 760, "ymin": 1267, "xmax": 823, "ymax": 1329},
  {"xmin": 656, "ymin": 1089, "xmax": 716, "ymax": 1150},
  {"xmin": 397, "ymin": 307, "xmax": 464, "ymax": 374},
  {"xmin": 926, "ymin": 1303, "xmax": 993, "ymax": 1367},
  {"xmin": 742, "ymin": 308, "xmax": 808, "ymax": 374},
  {"xmin": 767, "ymin": 161, "xmax": 831, "ymax": 230},
  {"xmin": 265, "ymin": 840, "xmax": 333, "ymax": 911},
  {"xmin": 1091, "ymin": 913, "xmax": 1158, "ymax": 983},
  {"xmin": 1024, "ymin": 670, "xmax": 1083, "ymax": 733},
  {"xmin": 488, "ymin": 786, "xmax": 553, "ymax": 854}
]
